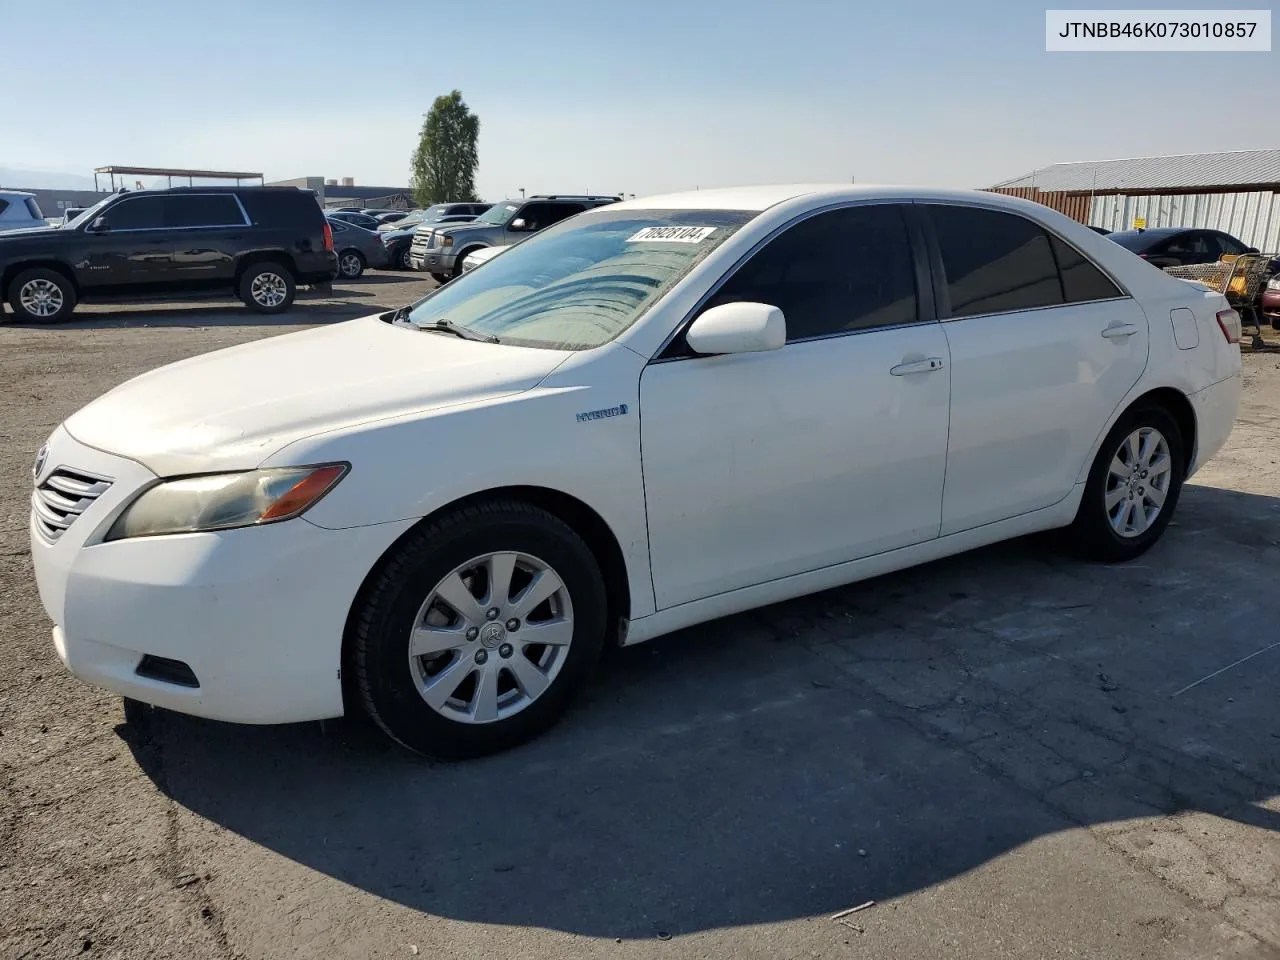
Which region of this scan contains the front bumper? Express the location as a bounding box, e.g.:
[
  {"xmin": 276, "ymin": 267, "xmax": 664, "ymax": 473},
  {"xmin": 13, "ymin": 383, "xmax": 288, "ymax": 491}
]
[
  {"xmin": 408, "ymin": 247, "xmax": 457, "ymax": 273},
  {"xmin": 30, "ymin": 426, "xmax": 412, "ymax": 724}
]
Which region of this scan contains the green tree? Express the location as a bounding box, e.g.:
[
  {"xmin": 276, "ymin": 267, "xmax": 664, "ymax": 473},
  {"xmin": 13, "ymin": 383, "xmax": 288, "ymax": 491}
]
[{"xmin": 410, "ymin": 90, "xmax": 480, "ymax": 206}]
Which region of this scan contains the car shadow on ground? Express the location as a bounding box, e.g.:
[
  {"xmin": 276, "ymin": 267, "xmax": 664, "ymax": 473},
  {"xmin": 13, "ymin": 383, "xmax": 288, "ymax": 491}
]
[{"xmin": 119, "ymin": 483, "xmax": 1280, "ymax": 939}]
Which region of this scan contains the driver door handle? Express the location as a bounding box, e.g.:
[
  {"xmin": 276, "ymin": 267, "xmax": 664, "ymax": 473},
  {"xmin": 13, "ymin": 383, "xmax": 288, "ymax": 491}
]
[
  {"xmin": 890, "ymin": 357, "xmax": 945, "ymax": 376},
  {"xmin": 1101, "ymin": 323, "xmax": 1139, "ymax": 339}
]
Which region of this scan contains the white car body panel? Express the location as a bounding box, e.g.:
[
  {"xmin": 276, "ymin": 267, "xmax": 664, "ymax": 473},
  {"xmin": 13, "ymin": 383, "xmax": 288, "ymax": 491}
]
[{"xmin": 28, "ymin": 184, "xmax": 1243, "ymax": 725}]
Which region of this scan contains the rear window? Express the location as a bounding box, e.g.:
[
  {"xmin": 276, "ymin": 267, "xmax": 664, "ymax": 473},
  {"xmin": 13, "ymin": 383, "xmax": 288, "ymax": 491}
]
[
  {"xmin": 25, "ymin": 197, "xmax": 43, "ymax": 220},
  {"xmin": 1106, "ymin": 231, "xmax": 1159, "ymax": 252},
  {"xmin": 0, "ymin": 199, "xmax": 8, "ymax": 216},
  {"xmin": 238, "ymin": 190, "xmax": 323, "ymax": 226}
]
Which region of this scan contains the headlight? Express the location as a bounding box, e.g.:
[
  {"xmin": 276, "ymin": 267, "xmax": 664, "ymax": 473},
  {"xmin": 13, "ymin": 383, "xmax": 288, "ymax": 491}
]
[
  {"xmin": 105, "ymin": 464, "xmax": 348, "ymax": 541},
  {"xmin": 1268, "ymin": 276, "xmax": 1280, "ymax": 291},
  {"xmin": 441, "ymin": 235, "xmax": 453, "ymax": 248}
]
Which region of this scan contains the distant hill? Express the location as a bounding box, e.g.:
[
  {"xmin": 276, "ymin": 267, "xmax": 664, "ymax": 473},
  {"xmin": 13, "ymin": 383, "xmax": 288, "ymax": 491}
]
[{"xmin": 0, "ymin": 167, "xmax": 99, "ymax": 190}]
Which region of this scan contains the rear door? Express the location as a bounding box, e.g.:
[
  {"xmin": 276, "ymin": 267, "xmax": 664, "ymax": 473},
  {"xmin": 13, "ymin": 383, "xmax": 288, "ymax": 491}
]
[
  {"xmin": 77, "ymin": 195, "xmax": 171, "ymax": 291},
  {"xmin": 167, "ymin": 193, "xmax": 249, "ymax": 287},
  {"xmin": 922, "ymin": 203, "xmax": 1149, "ymax": 535}
]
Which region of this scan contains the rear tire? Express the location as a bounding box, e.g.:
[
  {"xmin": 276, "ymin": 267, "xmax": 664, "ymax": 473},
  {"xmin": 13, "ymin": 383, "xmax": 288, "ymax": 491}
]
[
  {"xmin": 1068, "ymin": 406, "xmax": 1185, "ymax": 562},
  {"xmin": 338, "ymin": 250, "xmax": 365, "ymax": 279},
  {"xmin": 239, "ymin": 261, "xmax": 296, "ymax": 314},
  {"xmin": 431, "ymin": 273, "xmax": 450, "ymax": 284},
  {"xmin": 7, "ymin": 267, "xmax": 76, "ymax": 324},
  {"xmin": 353, "ymin": 500, "xmax": 607, "ymax": 760}
]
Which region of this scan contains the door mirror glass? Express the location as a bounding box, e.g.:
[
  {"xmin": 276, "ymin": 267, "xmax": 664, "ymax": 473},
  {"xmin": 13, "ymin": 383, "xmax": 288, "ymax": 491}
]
[
  {"xmin": 509, "ymin": 218, "xmax": 530, "ymax": 231},
  {"xmin": 88, "ymin": 217, "xmax": 109, "ymax": 233},
  {"xmin": 685, "ymin": 302, "xmax": 786, "ymax": 355}
]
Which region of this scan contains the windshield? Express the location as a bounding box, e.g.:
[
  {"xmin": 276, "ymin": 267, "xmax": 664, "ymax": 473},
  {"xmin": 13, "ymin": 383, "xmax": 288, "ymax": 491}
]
[
  {"xmin": 406, "ymin": 208, "xmax": 756, "ymax": 350},
  {"xmin": 478, "ymin": 202, "xmax": 520, "ymax": 226},
  {"xmin": 65, "ymin": 196, "xmax": 115, "ymax": 230}
]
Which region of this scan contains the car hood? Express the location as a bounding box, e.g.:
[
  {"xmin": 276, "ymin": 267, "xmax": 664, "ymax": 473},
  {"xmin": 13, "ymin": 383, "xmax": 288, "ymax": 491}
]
[
  {"xmin": 0, "ymin": 224, "xmax": 57, "ymax": 239},
  {"xmin": 63, "ymin": 313, "xmax": 570, "ymax": 476},
  {"xmin": 433, "ymin": 221, "xmax": 497, "ymax": 238}
]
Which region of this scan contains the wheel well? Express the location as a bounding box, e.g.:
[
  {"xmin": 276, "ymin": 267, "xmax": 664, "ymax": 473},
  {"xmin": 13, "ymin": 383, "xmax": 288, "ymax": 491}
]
[
  {"xmin": 339, "ymin": 485, "xmax": 632, "ymax": 712},
  {"xmin": 234, "ymin": 251, "xmax": 297, "ymax": 284},
  {"xmin": 339, "ymin": 247, "xmax": 364, "ymax": 260},
  {"xmin": 2, "ymin": 260, "xmax": 78, "ymax": 300},
  {"xmin": 1129, "ymin": 387, "xmax": 1197, "ymax": 470},
  {"xmin": 456, "ymin": 245, "xmax": 486, "ymax": 263}
]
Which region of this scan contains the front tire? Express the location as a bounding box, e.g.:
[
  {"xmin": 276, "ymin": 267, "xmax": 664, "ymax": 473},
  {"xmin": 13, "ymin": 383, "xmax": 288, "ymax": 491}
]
[
  {"xmin": 1069, "ymin": 406, "xmax": 1185, "ymax": 562},
  {"xmin": 431, "ymin": 272, "xmax": 450, "ymax": 284},
  {"xmin": 239, "ymin": 262, "xmax": 296, "ymax": 314},
  {"xmin": 352, "ymin": 500, "xmax": 607, "ymax": 759},
  {"xmin": 397, "ymin": 246, "xmax": 414, "ymax": 271},
  {"xmin": 7, "ymin": 268, "xmax": 76, "ymax": 324},
  {"xmin": 338, "ymin": 250, "xmax": 365, "ymax": 279}
]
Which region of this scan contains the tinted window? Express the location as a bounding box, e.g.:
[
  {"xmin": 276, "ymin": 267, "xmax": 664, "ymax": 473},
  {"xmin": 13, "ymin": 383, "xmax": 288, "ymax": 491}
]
[
  {"xmin": 239, "ymin": 190, "xmax": 323, "ymax": 226},
  {"xmin": 1212, "ymin": 233, "xmax": 1246, "ymax": 256},
  {"xmin": 1050, "ymin": 236, "xmax": 1123, "ymax": 302},
  {"xmin": 1160, "ymin": 232, "xmax": 1211, "ymax": 256},
  {"xmin": 0, "ymin": 199, "xmax": 8, "ymax": 215},
  {"xmin": 513, "ymin": 203, "xmax": 563, "ymax": 230},
  {"xmin": 328, "ymin": 219, "xmax": 349, "ymax": 233},
  {"xmin": 1106, "ymin": 231, "xmax": 1161, "ymax": 253},
  {"xmin": 704, "ymin": 204, "xmax": 918, "ymax": 341},
  {"xmin": 165, "ymin": 194, "xmax": 244, "ymax": 228},
  {"xmin": 929, "ymin": 205, "xmax": 1062, "ymax": 317},
  {"xmin": 102, "ymin": 196, "xmax": 166, "ymax": 230}
]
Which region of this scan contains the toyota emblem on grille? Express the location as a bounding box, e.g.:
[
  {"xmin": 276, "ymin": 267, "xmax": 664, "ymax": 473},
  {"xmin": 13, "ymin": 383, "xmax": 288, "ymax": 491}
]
[{"xmin": 33, "ymin": 444, "xmax": 48, "ymax": 480}]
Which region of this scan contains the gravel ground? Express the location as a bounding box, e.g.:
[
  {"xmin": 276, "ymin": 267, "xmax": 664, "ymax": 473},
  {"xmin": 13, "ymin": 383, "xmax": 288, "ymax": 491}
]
[{"xmin": 1, "ymin": 275, "xmax": 1278, "ymax": 959}]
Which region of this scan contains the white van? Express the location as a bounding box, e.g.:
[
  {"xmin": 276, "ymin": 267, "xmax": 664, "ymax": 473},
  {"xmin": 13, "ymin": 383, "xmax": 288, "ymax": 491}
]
[{"xmin": 0, "ymin": 191, "xmax": 51, "ymax": 232}]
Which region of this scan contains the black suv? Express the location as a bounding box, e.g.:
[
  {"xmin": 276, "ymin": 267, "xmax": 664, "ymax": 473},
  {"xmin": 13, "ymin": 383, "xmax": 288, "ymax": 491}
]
[{"xmin": 0, "ymin": 186, "xmax": 339, "ymax": 323}]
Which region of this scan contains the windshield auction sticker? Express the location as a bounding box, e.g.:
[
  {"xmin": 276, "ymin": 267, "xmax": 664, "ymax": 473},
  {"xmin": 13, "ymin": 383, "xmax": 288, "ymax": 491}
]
[
  {"xmin": 1046, "ymin": 9, "xmax": 1271, "ymax": 50},
  {"xmin": 627, "ymin": 226, "xmax": 717, "ymax": 243}
]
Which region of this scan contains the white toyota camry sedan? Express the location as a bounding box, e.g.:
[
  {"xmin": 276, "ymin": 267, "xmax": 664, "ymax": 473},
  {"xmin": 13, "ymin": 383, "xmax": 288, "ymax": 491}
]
[{"xmin": 29, "ymin": 185, "xmax": 1242, "ymax": 758}]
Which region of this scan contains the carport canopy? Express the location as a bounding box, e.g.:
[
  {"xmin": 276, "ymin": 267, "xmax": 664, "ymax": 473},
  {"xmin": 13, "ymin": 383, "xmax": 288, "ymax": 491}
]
[{"xmin": 94, "ymin": 166, "xmax": 266, "ymax": 191}]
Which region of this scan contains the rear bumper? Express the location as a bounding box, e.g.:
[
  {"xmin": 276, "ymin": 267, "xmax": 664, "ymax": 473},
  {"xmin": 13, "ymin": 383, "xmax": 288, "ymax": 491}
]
[{"xmin": 1187, "ymin": 371, "xmax": 1242, "ymax": 479}]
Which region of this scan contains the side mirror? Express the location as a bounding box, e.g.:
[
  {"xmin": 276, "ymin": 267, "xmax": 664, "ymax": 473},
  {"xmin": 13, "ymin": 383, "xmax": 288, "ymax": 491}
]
[
  {"xmin": 88, "ymin": 217, "xmax": 109, "ymax": 233},
  {"xmin": 685, "ymin": 301, "xmax": 786, "ymax": 355},
  {"xmin": 509, "ymin": 218, "xmax": 533, "ymax": 232}
]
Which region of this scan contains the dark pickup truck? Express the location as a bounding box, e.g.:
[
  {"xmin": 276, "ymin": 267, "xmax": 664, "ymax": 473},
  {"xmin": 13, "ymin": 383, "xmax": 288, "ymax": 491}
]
[{"xmin": 0, "ymin": 186, "xmax": 339, "ymax": 323}]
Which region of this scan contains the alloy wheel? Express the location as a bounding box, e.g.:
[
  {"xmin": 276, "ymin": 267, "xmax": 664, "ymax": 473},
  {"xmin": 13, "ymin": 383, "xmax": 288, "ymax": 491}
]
[
  {"xmin": 1104, "ymin": 426, "xmax": 1172, "ymax": 538},
  {"xmin": 408, "ymin": 551, "xmax": 574, "ymax": 724},
  {"xmin": 340, "ymin": 253, "xmax": 362, "ymax": 277},
  {"xmin": 19, "ymin": 279, "xmax": 64, "ymax": 318},
  {"xmin": 250, "ymin": 272, "xmax": 287, "ymax": 307}
]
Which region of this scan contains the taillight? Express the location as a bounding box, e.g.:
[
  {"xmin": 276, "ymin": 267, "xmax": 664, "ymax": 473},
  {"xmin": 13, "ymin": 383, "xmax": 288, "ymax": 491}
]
[
  {"xmin": 1216, "ymin": 308, "xmax": 1242, "ymax": 344},
  {"xmin": 322, "ymin": 222, "xmax": 334, "ymax": 252}
]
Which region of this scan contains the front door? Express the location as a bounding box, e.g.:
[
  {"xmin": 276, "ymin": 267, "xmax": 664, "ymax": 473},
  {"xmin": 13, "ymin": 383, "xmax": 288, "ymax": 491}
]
[
  {"xmin": 77, "ymin": 195, "xmax": 172, "ymax": 292},
  {"xmin": 640, "ymin": 203, "xmax": 952, "ymax": 609},
  {"xmin": 919, "ymin": 203, "xmax": 1150, "ymax": 535}
]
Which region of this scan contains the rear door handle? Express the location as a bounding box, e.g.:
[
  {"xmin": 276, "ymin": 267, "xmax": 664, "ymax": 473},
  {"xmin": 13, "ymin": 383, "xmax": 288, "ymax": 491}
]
[
  {"xmin": 1101, "ymin": 323, "xmax": 1139, "ymax": 339},
  {"xmin": 890, "ymin": 357, "xmax": 945, "ymax": 376}
]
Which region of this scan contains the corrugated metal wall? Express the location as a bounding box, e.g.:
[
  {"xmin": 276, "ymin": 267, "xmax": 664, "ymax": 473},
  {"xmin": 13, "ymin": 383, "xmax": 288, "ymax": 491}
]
[
  {"xmin": 1088, "ymin": 191, "xmax": 1280, "ymax": 252},
  {"xmin": 986, "ymin": 187, "xmax": 1092, "ymax": 223}
]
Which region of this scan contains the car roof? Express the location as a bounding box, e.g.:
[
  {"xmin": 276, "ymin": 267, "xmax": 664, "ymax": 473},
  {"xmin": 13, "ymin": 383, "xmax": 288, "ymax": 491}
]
[
  {"xmin": 606, "ymin": 183, "xmax": 1079, "ymax": 212},
  {"xmin": 0, "ymin": 189, "xmax": 37, "ymax": 199}
]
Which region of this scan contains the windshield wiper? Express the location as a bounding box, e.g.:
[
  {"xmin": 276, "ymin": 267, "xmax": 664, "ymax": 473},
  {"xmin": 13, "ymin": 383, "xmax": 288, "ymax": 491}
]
[{"xmin": 418, "ymin": 318, "xmax": 500, "ymax": 344}]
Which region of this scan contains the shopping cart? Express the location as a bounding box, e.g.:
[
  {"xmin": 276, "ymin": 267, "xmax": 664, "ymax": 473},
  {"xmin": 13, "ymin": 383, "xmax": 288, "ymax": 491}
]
[{"xmin": 1164, "ymin": 253, "xmax": 1274, "ymax": 348}]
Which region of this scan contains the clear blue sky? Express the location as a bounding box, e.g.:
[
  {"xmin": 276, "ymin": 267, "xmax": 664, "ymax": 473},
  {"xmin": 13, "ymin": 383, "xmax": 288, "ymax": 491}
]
[{"xmin": 2, "ymin": 0, "xmax": 1275, "ymax": 199}]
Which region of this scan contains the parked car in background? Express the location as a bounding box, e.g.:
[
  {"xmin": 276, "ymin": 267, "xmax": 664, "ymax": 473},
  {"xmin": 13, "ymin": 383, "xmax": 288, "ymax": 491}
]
[
  {"xmin": 375, "ymin": 211, "xmax": 410, "ymax": 225},
  {"xmin": 327, "ymin": 217, "xmax": 391, "ymax": 278},
  {"xmin": 410, "ymin": 195, "xmax": 619, "ymax": 279},
  {"xmin": 1, "ymin": 186, "xmax": 337, "ymax": 322},
  {"xmin": 461, "ymin": 244, "xmax": 508, "ymax": 273},
  {"xmin": 328, "ymin": 210, "xmax": 383, "ymax": 231},
  {"xmin": 28, "ymin": 185, "xmax": 1242, "ymax": 759},
  {"xmin": 1106, "ymin": 227, "xmax": 1256, "ymax": 267},
  {"xmin": 379, "ymin": 203, "xmax": 493, "ymax": 270},
  {"xmin": 1261, "ymin": 260, "xmax": 1280, "ymax": 330},
  {"xmin": 359, "ymin": 208, "xmax": 401, "ymax": 219},
  {"xmin": 0, "ymin": 191, "xmax": 52, "ymax": 232}
]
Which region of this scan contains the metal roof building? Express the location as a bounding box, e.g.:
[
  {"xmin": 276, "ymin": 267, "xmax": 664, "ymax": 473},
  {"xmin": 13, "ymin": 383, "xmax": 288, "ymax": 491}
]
[{"xmin": 990, "ymin": 149, "xmax": 1280, "ymax": 252}]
